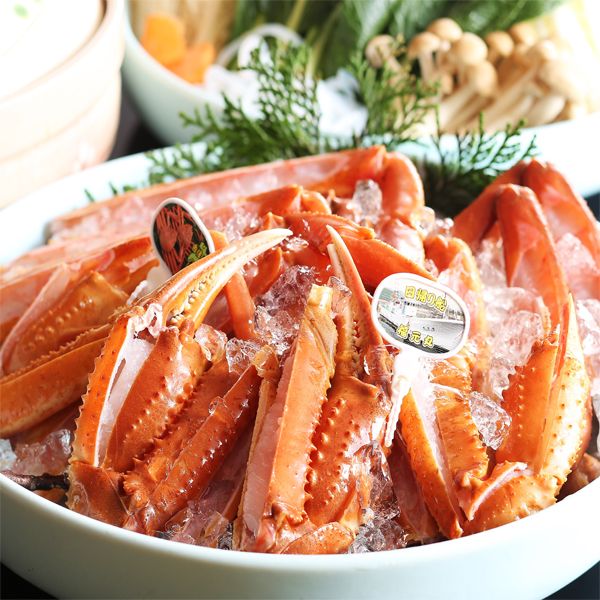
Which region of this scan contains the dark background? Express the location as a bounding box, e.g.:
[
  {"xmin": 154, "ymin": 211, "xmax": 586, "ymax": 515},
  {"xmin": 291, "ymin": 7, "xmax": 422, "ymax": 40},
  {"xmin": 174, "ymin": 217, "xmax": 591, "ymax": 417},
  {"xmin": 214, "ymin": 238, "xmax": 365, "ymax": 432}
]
[{"xmin": 1, "ymin": 90, "xmax": 599, "ymax": 600}]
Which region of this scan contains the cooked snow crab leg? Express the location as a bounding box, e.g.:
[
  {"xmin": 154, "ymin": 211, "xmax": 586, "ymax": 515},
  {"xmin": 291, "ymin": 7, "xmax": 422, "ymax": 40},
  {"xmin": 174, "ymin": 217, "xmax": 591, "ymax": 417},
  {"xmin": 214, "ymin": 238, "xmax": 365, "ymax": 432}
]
[
  {"xmin": 67, "ymin": 229, "xmax": 290, "ymax": 527},
  {"xmin": 0, "ymin": 235, "xmax": 157, "ymax": 373},
  {"xmin": 235, "ymin": 228, "xmax": 398, "ymax": 554},
  {"xmin": 0, "ymin": 237, "xmax": 159, "ymax": 437},
  {"xmin": 464, "ymin": 295, "xmax": 590, "ymax": 533},
  {"xmin": 454, "ymin": 183, "xmax": 569, "ymax": 327},
  {"xmin": 304, "ymin": 227, "xmax": 393, "ymax": 536},
  {"xmin": 453, "ymin": 159, "xmax": 600, "ymax": 304},
  {"xmin": 50, "ymin": 147, "xmax": 426, "ymax": 243},
  {"xmin": 234, "ymin": 283, "xmax": 338, "ymax": 554}
]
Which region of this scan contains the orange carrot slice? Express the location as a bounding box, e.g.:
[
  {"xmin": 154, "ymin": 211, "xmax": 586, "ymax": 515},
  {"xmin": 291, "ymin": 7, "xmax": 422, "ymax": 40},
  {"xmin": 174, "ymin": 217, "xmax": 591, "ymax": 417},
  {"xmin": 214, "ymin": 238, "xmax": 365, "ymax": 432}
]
[
  {"xmin": 169, "ymin": 43, "xmax": 216, "ymax": 84},
  {"xmin": 141, "ymin": 12, "xmax": 186, "ymax": 67}
]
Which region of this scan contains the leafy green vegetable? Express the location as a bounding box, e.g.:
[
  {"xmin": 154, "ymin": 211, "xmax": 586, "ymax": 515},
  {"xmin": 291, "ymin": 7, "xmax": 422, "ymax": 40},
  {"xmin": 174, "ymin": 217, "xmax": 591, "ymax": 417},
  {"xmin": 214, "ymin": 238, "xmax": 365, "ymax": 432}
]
[
  {"xmin": 387, "ymin": 0, "xmax": 447, "ymax": 44},
  {"xmin": 319, "ymin": 0, "xmax": 399, "ymax": 78},
  {"xmin": 231, "ymin": 0, "xmax": 567, "ymax": 77},
  {"xmin": 421, "ymin": 113, "xmax": 538, "ymax": 217},
  {"xmin": 446, "ymin": 0, "xmax": 566, "ymax": 38}
]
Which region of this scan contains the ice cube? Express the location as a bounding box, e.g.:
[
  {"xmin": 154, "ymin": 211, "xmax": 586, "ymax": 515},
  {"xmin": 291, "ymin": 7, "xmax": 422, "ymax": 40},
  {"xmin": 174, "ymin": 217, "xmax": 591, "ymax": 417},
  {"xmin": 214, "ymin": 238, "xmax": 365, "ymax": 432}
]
[
  {"xmin": 484, "ymin": 356, "xmax": 516, "ymax": 403},
  {"xmin": 256, "ymin": 265, "xmax": 318, "ymax": 315},
  {"xmin": 13, "ymin": 429, "xmax": 72, "ymax": 476},
  {"xmin": 254, "ymin": 307, "xmax": 296, "ymax": 358},
  {"xmin": 348, "ymin": 532, "xmax": 372, "ymax": 553},
  {"xmin": 226, "ymin": 338, "xmax": 261, "ymax": 376},
  {"xmin": 352, "ymin": 442, "xmax": 400, "ymax": 521},
  {"xmin": 195, "ymin": 324, "xmax": 227, "ymax": 364},
  {"xmin": 555, "ymin": 234, "xmax": 600, "ymax": 302},
  {"xmin": 348, "ymin": 517, "xmax": 407, "ymax": 552},
  {"xmin": 492, "ymin": 310, "xmax": 543, "ymax": 365},
  {"xmin": 196, "ymin": 511, "xmax": 230, "ymax": 548},
  {"xmin": 223, "ymin": 210, "xmax": 257, "ymax": 242},
  {"xmin": 329, "ymin": 276, "xmax": 351, "ymax": 318},
  {"xmin": 576, "ymin": 299, "xmax": 600, "ymax": 394},
  {"xmin": 468, "ymin": 391, "xmax": 511, "ymax": 450},
  {"xmin": 576, "ymin": 300, "xmax": 600, "ymax": 449},
  {"xmin": 352, "ymin": 180, "xmax": 382, "ymax": 226},
  {"xmin": 483, "ymin": 287, "xmax": 546, "ymax": 339},
  {"xmin": 475, "ymin": 235, "xmax": 506, "ymax": 289},
  {"xmin": 0, "ymin": 439, "xmax": 16, "ymax": 470}
]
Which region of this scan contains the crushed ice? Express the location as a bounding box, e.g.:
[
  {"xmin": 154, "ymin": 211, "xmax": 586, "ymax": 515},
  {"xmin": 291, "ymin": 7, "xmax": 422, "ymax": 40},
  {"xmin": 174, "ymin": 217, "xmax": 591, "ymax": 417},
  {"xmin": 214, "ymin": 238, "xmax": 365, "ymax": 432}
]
[
  {"xmin": 469, "ymin": 391, "xmax": 511, "ymax": 450},
  {"xmin": 226, "ymin": 338, "xmax": 261, "ymax": 375},
  {"xmin": 352, "ymin": 180, "xmax": 382, "ymax": 226},
  {"xmin": 329, "ymin": 276, "xmax": 351, "ymax": 318},
  {"xmin": 13, "ymin": 429, "xmax": 72, "ymax": 476},
  {"xmin": 575, "ymin": 299, "xmax": 600, "ymax": 454},
  {"xmin": 0, "ymin": 439, "xmax": 16, "ymax": 470},
  {"xmin": 195, "ymin": 324, "xmax": 228, "ymax": 364},
  {"xmin": 251, "ymin": 265, "xmax": 320, "ymax": 358},
  {"xmin": 347, "ymin": 442, "xmax": 408, "ymax": 553}
]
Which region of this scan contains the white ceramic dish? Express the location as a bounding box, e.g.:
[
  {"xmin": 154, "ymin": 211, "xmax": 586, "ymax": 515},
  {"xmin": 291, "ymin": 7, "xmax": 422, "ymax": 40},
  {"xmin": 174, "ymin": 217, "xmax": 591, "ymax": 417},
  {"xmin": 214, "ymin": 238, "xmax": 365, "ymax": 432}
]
[
  {"xmin": 1, "ymin": 151, "xmax": 599, "ymax": 599},
  {"xmin": 121, "ymin": 1, "xmax": 600, "ymax": 198},
  {"xmin": 0, "ymin": 0, "xmax": 124, "ymax": 209}
]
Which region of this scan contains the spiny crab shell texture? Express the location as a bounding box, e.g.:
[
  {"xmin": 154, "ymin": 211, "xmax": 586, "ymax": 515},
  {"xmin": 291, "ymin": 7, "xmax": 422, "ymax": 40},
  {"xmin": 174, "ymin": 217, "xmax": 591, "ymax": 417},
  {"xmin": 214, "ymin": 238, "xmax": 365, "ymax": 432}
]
[{"xmin": 0, "ymin": 147, "xmax": 597, "ymax": 555}]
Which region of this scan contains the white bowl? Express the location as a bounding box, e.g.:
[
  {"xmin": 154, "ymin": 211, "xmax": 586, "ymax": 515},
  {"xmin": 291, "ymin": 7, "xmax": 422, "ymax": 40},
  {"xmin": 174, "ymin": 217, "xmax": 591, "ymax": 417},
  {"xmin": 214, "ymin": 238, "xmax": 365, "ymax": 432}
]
[
  {"xmin": 1, "ymin": 151, "xmax": 599, "ymax": 599},
  {"xmin": 122, "ymin": 3, "xmax": 600, "ymax": 199},
  {"xmin": 2, "ymin": 467, "xmax": 599, "ymax": 599},
  {"xmin": 0, "ymin": 0, "xmax": 125, "ymax": 210},
  {"xmin": 122, "ymin": 0, "xmax": 225, "ymax": 147}
]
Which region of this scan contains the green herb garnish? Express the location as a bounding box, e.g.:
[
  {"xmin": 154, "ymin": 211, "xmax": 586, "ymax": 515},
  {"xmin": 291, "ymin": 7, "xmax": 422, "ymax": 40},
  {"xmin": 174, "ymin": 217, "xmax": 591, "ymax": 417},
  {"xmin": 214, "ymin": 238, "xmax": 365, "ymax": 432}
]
[
  {"xmin": 146, "ymin": 39, "xmax": 537, "ymax": 213},
  {"xmin": 421, "ymin": 113, "xmax": 538, "ymax": 217},
  {"xmin": 345, "ymin": 41, "xmax": 438, "ymax": 149},
  {"xmin": 147, "ymin": 39, "xmax": 437, "ymax": 183}
]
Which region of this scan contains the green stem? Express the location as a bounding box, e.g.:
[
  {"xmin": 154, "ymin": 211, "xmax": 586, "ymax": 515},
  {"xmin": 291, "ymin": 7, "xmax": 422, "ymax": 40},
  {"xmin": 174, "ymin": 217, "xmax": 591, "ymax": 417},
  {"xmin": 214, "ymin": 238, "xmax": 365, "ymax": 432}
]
[
  {"xmin": 308, "ymin": 2, "xmax": 343, "ymax": 76},
  {"xmin": 286, "ymin": 0, "xmax": 308, "ymax": 32}
]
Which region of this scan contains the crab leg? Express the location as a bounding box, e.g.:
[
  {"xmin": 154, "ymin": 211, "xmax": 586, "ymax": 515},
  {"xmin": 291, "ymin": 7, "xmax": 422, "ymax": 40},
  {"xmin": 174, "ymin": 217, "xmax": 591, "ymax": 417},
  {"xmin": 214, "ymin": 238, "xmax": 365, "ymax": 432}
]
[
  {"xmin": 234, "ymin": 285, "xmax": 337, "ymax": 553},
  {"xmin": 67, "ymin": 229, "xmax": 290, "ymax": 524},
  {"xmin": 51, "ymin": 147, "xmax": 387, "ymax": 238},
  {"xmin": 0, "ymin": 325, "xmax": 110, "ymax": 438},
  {"xmin": 123, "ymin": 346, "xmax": 277, "ymax": 534},
  {"xmin": 0, "ymin": 236, "xmax": 156, "ymax": 349},
  {"xmin": 464, "ymin": 296, "xmax": 590, "ymax": 533},
  {"xmin": 1, "ymin": 272, "xmax": 128, "ymax": 376},
  {"xmin": 452, "ymin": 161, "xmax": 528, "ymax": 249},
  {"xmin": 496, "ymin": 185, "xmax": 569, "ymax": 326},
  {"xmin": 304, "ymin": 227, "xmax": 393, "ymax": 535},
  {"xmin": 522, "ymin": 159, "xmax": 600, "ymax": 301}
]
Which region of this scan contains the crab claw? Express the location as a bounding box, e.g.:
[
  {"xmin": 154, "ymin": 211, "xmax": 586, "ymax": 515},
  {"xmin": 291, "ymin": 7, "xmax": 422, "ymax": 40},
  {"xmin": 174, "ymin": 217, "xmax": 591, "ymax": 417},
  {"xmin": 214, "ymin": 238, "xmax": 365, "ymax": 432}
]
[
  {"xmin": 464, "ymin": 295, "xmax": 590, "ymax": 533},
  {"xmin": 496, "ymin": 185, "xmax": 569, "ymax": 327},
  {"xmin": 68, "ymin": 229, "xmax": 290, "ymax": 525}
]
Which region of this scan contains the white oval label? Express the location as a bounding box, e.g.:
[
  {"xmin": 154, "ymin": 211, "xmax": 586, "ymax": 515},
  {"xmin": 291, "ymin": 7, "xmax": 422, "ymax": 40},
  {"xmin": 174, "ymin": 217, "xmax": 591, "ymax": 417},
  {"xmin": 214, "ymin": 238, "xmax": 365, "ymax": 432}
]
[
  {"xmin": 151, "ymin": 197, "xmax": 215, "ymax": 275},
  {"xmin": 371, "ymin": 273, "xmax": 470, "ymax": 359}
]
